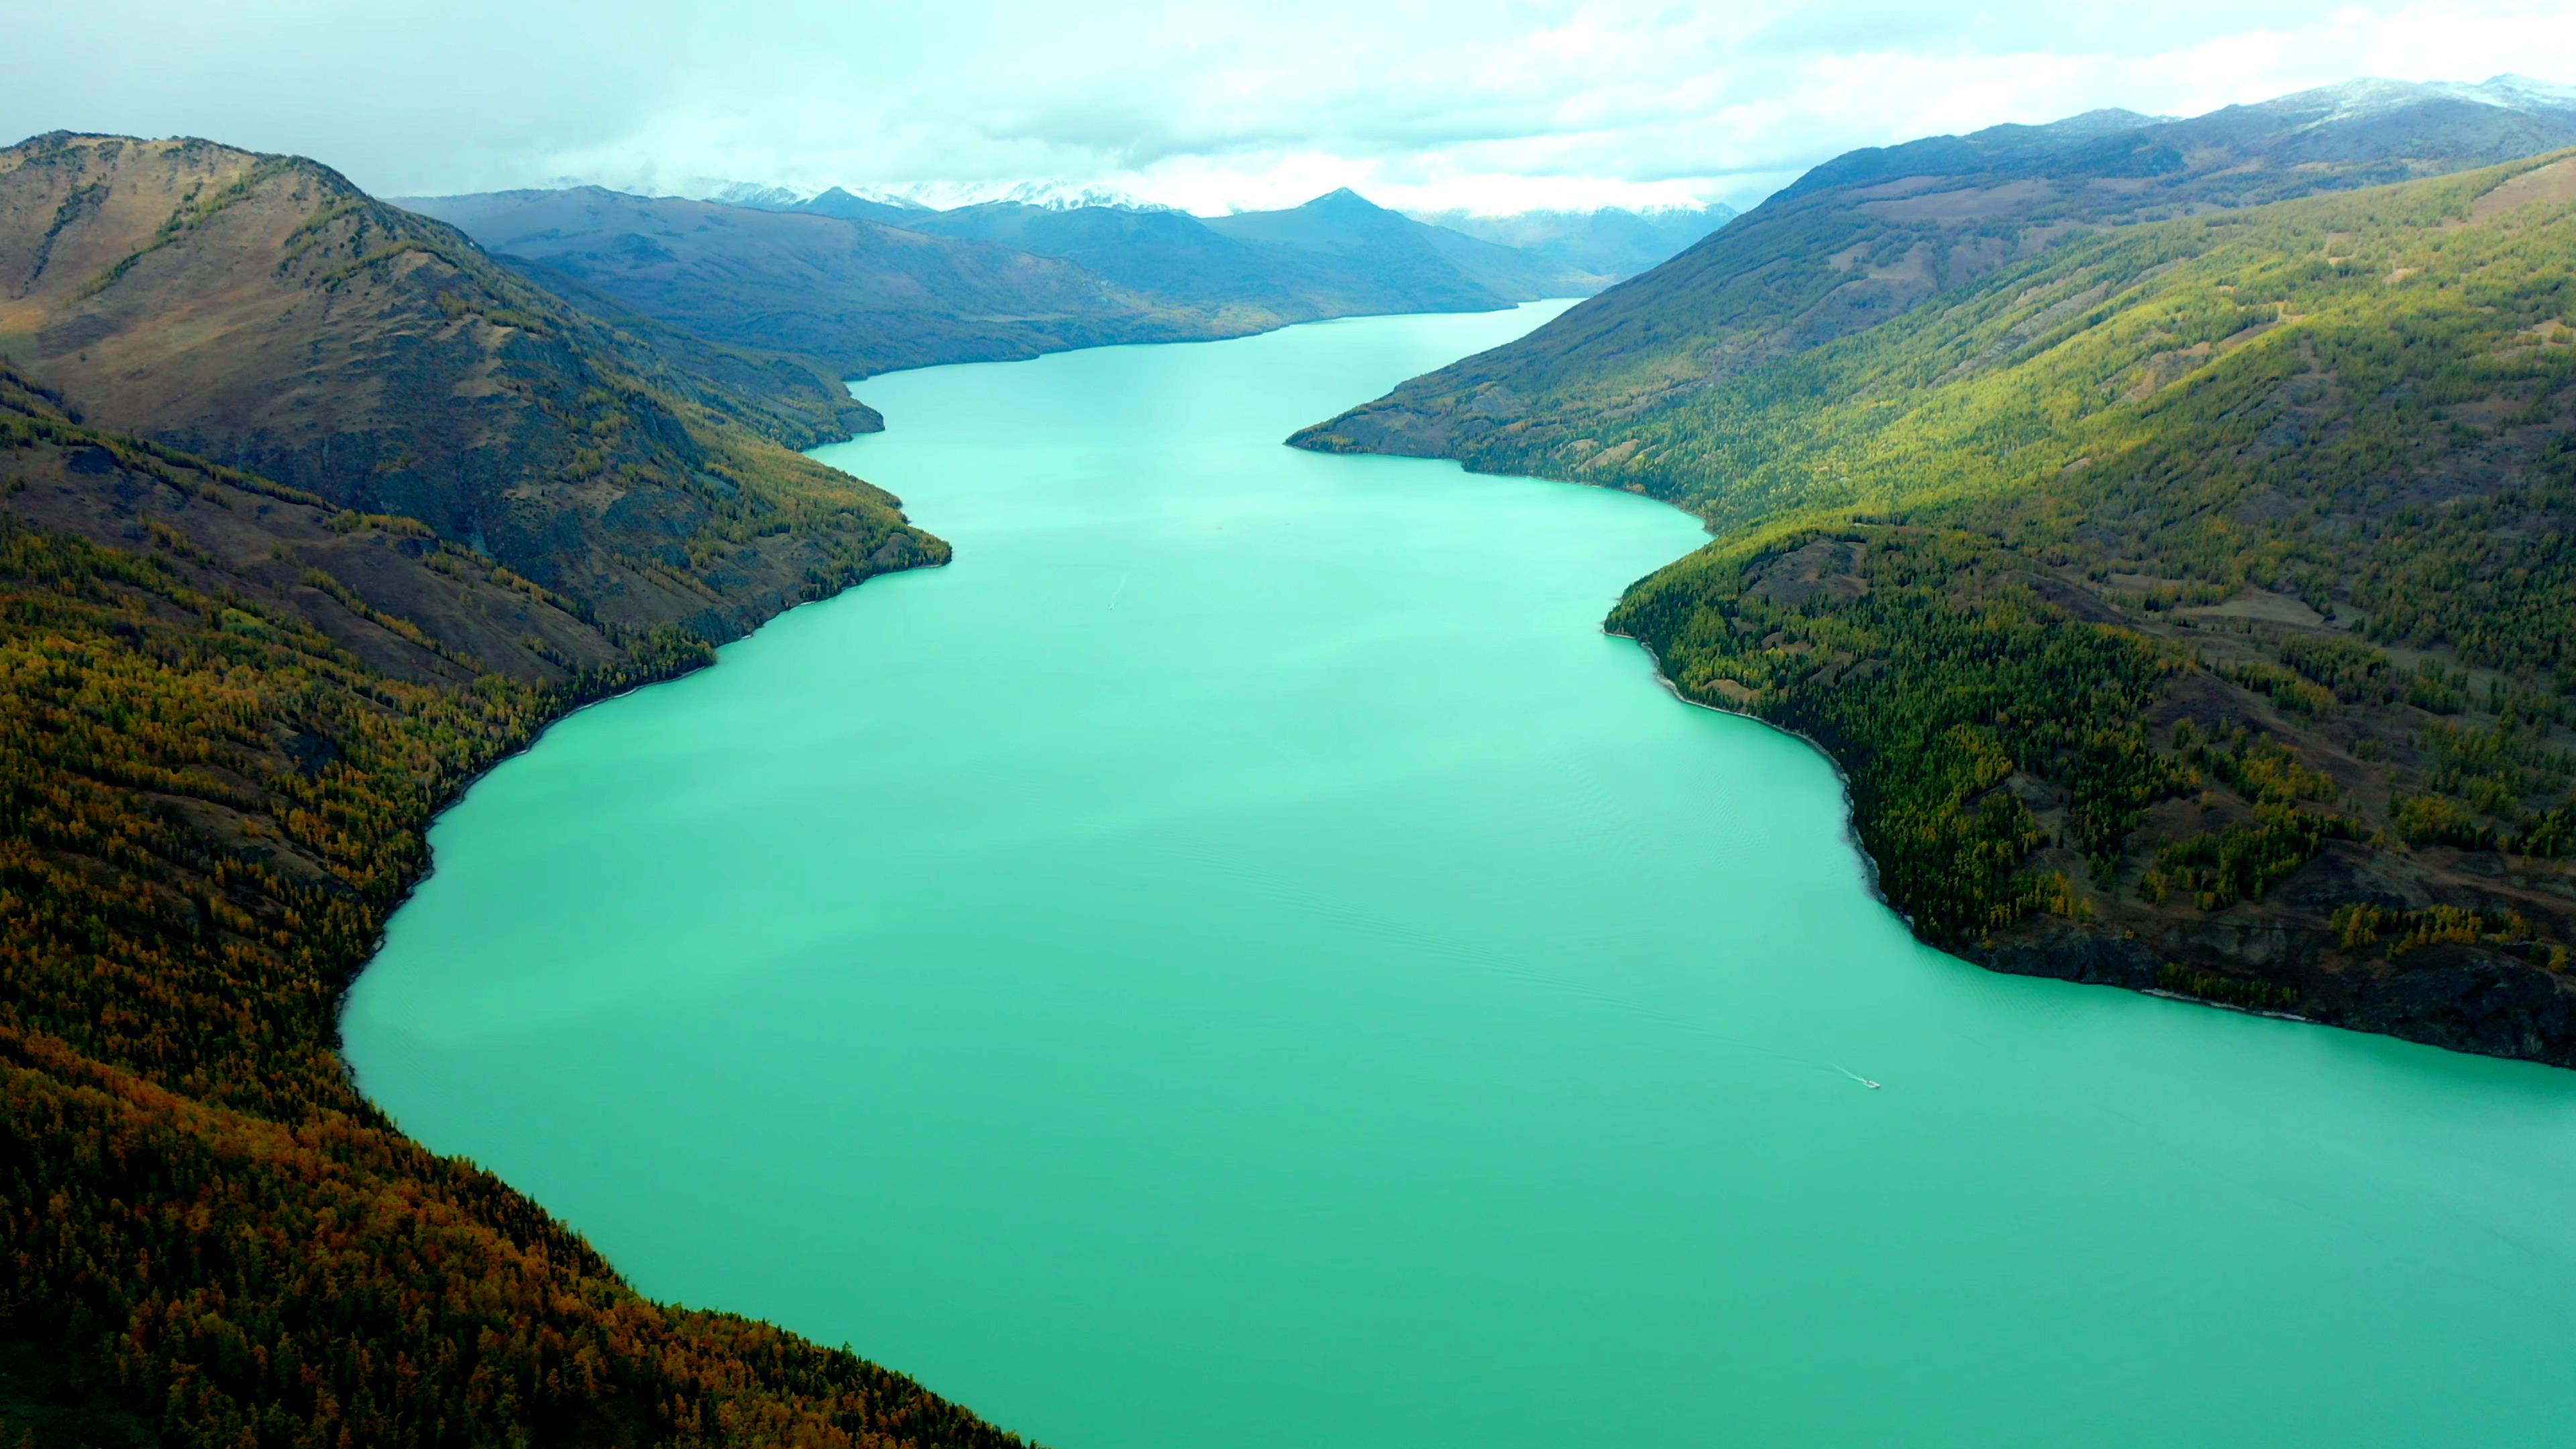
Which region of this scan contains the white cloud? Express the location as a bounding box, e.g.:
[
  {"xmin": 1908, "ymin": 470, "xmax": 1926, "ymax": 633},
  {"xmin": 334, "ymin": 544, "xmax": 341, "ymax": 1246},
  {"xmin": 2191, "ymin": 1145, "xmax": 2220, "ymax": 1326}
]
[{"xmin": 1, "ymin": 0, "xmax": 2567, "ymax": 215}]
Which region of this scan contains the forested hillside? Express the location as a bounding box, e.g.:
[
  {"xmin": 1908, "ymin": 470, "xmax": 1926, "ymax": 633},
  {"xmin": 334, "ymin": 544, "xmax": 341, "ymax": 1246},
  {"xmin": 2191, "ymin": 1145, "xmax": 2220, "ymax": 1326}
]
[
  {"xmin": 1302, "ymin": 76, "xmax": 2576, "ymax": 468},
  {"xmin": 1358, "ymin": 151, "xmax": 2576, "ymax": 1061},
  {"xmin": 0, "ymin": 137, "xmax": 1026, "ymax": 1446}
]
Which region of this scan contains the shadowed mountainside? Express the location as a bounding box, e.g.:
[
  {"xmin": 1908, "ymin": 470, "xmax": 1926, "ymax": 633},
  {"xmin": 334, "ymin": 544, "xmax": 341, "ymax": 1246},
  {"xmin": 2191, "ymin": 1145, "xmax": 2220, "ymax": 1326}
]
[
  {"xmin": 407, "ymin": 185, "xmax": 1600, "ymax": 381},
  {"xmin": 1200, "ymin": 188, "xmax": 1596, "ymax": 306},
  {"xmin": 890, "ymin": 193, "xmax": 1589, "ymax": 325}
]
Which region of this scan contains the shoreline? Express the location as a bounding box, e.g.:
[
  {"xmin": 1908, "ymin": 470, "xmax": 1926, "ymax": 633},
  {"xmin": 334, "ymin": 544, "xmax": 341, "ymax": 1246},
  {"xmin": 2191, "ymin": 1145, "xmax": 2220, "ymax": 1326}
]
[
  {"xmin": 327, "ymin": 549, "xmax": 952, "ymax": 1099},
  {"xmin": 1601, "ymin": 623, "xmax": 2576, "ymax": 1064},
  {"xmin": 1606, "ymin": 623, "xmax": 1904, "ymax": 926}
]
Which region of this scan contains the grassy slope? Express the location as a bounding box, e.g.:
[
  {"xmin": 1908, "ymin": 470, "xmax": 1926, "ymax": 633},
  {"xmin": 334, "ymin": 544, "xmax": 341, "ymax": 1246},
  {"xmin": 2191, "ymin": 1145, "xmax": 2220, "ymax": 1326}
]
[
  {"xmin": 1591, "ymin": 156, "xmax": 2576, "ymax": 1059},
  {"xmin": 0, "ymin": 139, "xmax": 1030, "ymax": 1446}
]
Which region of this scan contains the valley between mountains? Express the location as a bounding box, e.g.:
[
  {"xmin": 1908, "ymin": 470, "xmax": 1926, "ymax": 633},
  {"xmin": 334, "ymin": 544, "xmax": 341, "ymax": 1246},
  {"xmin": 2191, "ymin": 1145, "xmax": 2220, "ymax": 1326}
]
[
  {"xmin": 5, "ymin": 68, "xmax": 2576, "ymax": 1449},
  {"xmin": 0, "ymin": 125, "xmax": 1708, "ymax": 1448}
]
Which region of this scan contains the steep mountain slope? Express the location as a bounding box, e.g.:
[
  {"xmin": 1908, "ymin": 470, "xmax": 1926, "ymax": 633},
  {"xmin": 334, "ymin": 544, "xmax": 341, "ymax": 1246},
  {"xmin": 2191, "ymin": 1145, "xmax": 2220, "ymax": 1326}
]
[
  {"xmin": 0, "ymin": 135, "xmax": 926, "ymax": 630},
  {"xmin": 1405, "ymin": 203, "xmax": 1737, "ymax": 281},
  {"xmin": 0, "ymin": 137, "xmax": 1031, "ymax": 1446},
  {"xmin": 1302, "ymin": 76, "xmax": 2576, "ymax": 468},
  {"xmin": 1513, "ymin": 154, "xmax": 2576, "ymax": 1062},
  {"xmin": 397, "ymin": 184, "xmax": 1231, "ymax": 378}
]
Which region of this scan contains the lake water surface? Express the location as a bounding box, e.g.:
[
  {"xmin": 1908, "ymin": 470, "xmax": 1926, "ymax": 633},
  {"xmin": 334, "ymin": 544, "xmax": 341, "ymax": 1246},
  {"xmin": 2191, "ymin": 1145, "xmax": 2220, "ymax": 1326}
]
[{"xmin": 344, "ymin": 303, "xmax": 2576, "ymax": 1447}]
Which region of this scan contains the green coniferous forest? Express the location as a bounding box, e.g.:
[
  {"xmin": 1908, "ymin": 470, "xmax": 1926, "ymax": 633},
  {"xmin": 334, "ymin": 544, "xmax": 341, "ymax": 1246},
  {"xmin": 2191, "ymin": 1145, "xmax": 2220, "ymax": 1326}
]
[{"xmin": 1478, "ymin": 154, "xmax": 2576, "ymax": 1055}]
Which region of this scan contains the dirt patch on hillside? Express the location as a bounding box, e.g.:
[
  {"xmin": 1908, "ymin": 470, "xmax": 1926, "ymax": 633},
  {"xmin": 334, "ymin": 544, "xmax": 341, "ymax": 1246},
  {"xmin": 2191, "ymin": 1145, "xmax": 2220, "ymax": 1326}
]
[{"xmin": 2470, "ymin": 154, "xmax": 2576, "ymax": 222}]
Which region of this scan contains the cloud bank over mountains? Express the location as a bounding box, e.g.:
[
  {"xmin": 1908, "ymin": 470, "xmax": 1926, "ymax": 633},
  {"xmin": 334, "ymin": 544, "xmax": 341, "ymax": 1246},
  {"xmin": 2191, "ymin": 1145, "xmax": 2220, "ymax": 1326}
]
[{"xmin": 7, "ymin": 0, "xmax": 2573, "ymax": 213}]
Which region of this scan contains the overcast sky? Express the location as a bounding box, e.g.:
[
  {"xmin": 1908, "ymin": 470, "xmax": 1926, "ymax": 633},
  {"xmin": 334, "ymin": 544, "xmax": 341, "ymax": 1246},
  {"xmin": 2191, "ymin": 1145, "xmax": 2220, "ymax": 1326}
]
[{"xmin": 7, "ymin": 1, "xmax": 2571, "ymax": 213}]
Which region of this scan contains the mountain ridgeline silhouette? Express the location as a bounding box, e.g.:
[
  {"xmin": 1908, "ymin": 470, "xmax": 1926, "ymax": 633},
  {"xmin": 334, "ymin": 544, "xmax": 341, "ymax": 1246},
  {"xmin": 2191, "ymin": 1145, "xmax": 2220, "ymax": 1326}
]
[{"xmin": 405, "ymin": 184, "xmax": 1621, "ymax": 376}]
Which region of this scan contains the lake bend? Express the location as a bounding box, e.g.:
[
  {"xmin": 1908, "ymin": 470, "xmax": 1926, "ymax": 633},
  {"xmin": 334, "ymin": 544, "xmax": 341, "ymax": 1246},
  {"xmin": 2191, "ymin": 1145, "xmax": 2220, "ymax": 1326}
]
[{"xmin": 342, "ymin": 302, "xmax": 2576, "ymax": 1448}]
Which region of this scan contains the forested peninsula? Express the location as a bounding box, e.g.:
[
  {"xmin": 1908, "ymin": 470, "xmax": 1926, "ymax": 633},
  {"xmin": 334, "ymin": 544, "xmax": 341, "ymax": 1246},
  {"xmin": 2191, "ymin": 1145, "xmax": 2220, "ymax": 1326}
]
[
  {"xmin": 1299, "ymin": 82, "xmax": 2576, "ymax": 1065},
  {"xmin": 0, "ymin": 133, "xmax": 1028, "ymax": 1447}
]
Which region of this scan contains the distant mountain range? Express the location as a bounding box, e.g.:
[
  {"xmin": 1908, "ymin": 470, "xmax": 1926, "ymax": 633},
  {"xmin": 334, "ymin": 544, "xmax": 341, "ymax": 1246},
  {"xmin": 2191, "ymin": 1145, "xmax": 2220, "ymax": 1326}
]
[
  {"xmin": 722, "ymin": 178, "xmax": 1173, "ymax": 214},
  {"xmin": 1402, "ymin": 203, "xmax": 1737, "ymax": 284},
  {"xmin": 394, "ymin": 184, "xmax": 1238, "ymax": 378},
  {"xmin": 1, "ymin": 138, "xmax": 922, "ymax": 624},
  {"xmin": 400, "ymin": 184, "xmax": 1624, "ymax": 385},
  {"xmin": 716, "ymin": 179, "xmax": 1736, "ymax": 288}
]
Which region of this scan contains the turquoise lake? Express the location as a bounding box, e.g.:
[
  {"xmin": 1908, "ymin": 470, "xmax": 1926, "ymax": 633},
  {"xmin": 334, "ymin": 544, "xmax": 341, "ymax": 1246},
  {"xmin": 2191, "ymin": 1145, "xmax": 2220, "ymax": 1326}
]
[{"xmin": 343, "ymin": 303, "xmax": 2576, "ymax": 1447}]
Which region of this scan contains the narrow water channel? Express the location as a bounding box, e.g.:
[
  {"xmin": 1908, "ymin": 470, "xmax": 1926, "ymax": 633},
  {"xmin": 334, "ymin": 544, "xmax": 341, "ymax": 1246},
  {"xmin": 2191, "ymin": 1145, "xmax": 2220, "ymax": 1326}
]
[{"xmin": 343, "ymin": 302, "xmax": 2576, "ymax": 1448}]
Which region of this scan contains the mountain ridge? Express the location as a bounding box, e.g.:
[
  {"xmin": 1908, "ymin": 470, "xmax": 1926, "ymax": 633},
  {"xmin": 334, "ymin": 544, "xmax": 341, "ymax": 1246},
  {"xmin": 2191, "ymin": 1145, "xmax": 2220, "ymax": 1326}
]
[
  {"xmin": 1295, "ymin": 74, "xmax": 2576, "ymax": 470},
  {"xmin": 392, "ymin": 183, "xmax": 1240, "ymax": 380},
  {"xmin": 1, "ymin": 135, "xmax": 934, "ymax": 631}
]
